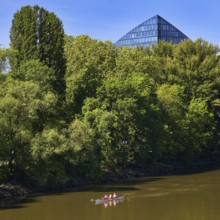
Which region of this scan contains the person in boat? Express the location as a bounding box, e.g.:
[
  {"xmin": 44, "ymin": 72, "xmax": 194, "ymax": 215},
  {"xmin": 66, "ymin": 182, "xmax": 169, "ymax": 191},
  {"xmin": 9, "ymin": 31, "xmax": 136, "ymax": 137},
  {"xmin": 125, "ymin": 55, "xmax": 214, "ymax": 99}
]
[
  {"xmin": 113, "ymin": 193, "xmax": 118, "ymax": 199},
  {"xmin": 104, "ymin": 194, "xmax": 108, "ymax": 200},
  {"xmin": 109, "ymin": 194, "xmax": 112, "ymax": 199}
]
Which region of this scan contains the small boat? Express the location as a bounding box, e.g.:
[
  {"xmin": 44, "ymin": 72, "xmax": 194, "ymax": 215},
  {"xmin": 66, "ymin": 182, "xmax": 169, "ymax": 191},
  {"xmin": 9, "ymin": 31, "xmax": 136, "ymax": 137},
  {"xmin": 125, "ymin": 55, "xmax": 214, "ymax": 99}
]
[{"xmin": 95, "ymin": 196, "xmax": 125, "ymax": 204}]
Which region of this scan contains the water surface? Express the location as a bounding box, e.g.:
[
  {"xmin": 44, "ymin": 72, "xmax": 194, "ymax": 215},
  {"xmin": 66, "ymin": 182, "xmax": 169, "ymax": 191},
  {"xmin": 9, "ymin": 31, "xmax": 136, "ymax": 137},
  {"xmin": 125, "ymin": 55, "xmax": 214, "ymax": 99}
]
[{"xmin": 1, "ymin": 169, "xmax": 220, "ymax": 220}]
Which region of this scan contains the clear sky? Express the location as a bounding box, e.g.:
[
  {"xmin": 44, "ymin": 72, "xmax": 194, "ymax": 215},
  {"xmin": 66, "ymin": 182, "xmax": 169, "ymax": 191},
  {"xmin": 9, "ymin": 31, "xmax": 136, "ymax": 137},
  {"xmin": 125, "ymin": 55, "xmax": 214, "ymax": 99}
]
[{"xmin": 1, "ymin": 0, "xmax": 220, "ymax": 47}]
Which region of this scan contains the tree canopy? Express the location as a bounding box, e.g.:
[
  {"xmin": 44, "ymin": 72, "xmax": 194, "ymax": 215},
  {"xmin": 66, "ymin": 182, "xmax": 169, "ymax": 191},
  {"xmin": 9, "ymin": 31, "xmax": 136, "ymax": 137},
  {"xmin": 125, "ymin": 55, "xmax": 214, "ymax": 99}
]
[
  {"xmin": 10, "ymin": 5, "xmax": 66, "ymax": 93},
  {"xmin": 1, "ymin": 5, "xmax": 220, "ymax": 187}
]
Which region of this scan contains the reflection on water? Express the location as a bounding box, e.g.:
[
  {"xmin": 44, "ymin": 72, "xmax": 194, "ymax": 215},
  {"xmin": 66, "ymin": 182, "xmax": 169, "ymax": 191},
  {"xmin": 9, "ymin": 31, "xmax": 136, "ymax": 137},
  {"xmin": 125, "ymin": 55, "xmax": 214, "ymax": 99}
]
[
  {"xmin": 0, "ymin": 169, "xmax": 220, "ymax": 220},
  {"xmin": 0, "ymin": 196, "xmax": 38, "ymax": 210},
  {"xmin": 100, "ymin": 199, "xmax": 123, "ymax": 208}
]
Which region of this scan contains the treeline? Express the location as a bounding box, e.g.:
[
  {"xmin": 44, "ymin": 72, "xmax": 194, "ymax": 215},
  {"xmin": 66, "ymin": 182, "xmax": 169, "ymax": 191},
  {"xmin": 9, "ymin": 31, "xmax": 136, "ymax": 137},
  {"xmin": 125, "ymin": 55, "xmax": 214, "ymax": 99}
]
[{"xmin": 0, "ymin": 5, "xmax": 220, "ymax": 188}]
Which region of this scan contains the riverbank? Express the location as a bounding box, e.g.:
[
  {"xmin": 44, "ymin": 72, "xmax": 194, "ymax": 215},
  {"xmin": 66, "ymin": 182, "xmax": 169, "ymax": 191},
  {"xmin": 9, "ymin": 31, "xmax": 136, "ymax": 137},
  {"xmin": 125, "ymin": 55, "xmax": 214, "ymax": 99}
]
[
  {"xmin": 0, "ymin": 184, "xmax": 29, "ymax": 198},
  {"xmin": 1, "ymin": 158, "xmax": 220, "ymax": 200}
]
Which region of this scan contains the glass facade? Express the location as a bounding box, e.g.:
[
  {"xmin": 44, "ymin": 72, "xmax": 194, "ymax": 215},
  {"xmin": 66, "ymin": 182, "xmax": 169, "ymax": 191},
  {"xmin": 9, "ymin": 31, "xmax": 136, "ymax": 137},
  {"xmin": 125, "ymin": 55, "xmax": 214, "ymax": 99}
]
[{"xmin": 115, "ymin": 15, "xmax": 188, "ymax": 47}]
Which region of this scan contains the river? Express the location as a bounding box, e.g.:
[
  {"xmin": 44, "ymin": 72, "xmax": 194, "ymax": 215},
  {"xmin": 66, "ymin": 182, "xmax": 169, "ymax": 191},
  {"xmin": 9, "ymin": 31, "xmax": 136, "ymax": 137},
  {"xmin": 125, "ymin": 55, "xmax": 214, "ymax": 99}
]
[{"xmin": 1, "ymin": 169, "xmax": 220, "ymax": 220}]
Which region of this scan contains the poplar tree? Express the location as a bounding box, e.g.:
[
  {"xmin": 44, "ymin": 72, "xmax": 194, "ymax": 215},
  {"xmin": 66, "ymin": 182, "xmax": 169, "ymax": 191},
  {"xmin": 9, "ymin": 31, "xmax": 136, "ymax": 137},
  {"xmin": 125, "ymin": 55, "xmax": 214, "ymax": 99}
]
[{"xmin": 10, "ymin": 5, "xmax": 66, "ymax": 93}]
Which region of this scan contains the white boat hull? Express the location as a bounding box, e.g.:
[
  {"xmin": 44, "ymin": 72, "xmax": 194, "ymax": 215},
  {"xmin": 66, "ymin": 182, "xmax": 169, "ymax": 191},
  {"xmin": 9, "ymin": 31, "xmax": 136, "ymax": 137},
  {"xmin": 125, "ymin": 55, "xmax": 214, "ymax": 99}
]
[{"xmin": 95, "ymin": 196, "xmax": 125, "ymax": 204}]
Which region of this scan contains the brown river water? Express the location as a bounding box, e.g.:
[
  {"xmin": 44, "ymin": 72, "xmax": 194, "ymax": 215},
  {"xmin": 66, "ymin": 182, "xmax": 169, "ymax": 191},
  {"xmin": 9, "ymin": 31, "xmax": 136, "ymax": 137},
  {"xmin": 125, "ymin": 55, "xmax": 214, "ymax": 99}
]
[{"xmin": 1, "ymin": 169, "xmax": 220, "ymax": 220}]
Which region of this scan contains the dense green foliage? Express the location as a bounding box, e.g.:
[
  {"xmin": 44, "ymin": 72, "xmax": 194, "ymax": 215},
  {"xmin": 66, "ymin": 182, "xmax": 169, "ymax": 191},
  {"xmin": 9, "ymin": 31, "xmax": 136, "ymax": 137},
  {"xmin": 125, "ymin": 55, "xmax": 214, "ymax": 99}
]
[
  {"xmin": 1, "ymin": 6, "xmax": 220, "ymax": 187},
  {"xmin": 10, "ymin": 5, "xmax": 66, "ymax": 93}
]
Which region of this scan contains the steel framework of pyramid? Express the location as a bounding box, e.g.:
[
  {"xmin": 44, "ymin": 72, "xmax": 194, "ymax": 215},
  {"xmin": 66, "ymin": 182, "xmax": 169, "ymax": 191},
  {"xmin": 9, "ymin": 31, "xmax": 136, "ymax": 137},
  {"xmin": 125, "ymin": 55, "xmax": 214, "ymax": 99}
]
[{"xmin": 115, "ymin": 15, "xmax": 188, "ymax": 47}]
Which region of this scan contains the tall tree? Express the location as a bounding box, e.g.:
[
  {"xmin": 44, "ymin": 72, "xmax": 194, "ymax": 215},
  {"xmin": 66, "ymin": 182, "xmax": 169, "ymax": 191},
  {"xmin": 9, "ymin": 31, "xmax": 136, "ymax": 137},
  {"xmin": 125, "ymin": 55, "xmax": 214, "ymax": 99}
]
[{"xmin": 10, "ymin": 5, "xmax": 66, "ymax": 93}]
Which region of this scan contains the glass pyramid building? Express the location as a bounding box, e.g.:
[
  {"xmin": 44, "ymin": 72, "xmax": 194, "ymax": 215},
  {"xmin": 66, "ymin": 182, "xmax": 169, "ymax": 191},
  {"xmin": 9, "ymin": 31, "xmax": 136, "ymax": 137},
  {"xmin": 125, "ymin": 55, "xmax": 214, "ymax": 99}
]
[{"xmin": 115, "ymin": 15, "xmax": 188, "ymax": 47}]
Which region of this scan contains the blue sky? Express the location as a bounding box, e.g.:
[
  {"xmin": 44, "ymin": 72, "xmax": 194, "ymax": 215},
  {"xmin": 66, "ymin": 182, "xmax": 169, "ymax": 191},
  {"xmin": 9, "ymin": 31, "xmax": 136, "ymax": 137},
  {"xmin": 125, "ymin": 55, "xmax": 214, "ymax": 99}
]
[{"xmin": 1, "ymin": 0, "xmax": 220, "ymax": 47}]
